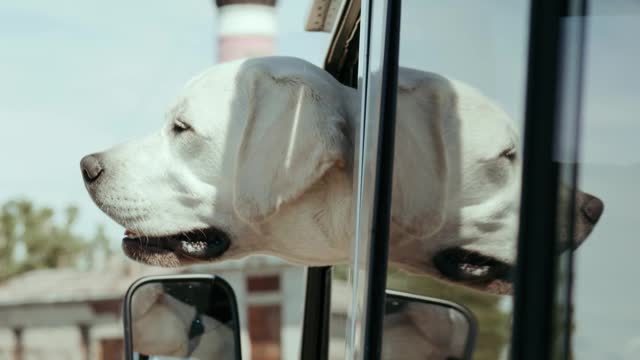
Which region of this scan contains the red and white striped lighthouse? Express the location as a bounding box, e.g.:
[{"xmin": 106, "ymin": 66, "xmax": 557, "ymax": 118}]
[{"xmin": 214, "ymin": 0, "xmax": 277, "ymax": 63}]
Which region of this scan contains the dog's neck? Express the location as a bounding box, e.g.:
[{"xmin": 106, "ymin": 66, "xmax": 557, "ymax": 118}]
[{"xmin": 259, "ymin": 86, "xmax": 361, "ymax": 265}]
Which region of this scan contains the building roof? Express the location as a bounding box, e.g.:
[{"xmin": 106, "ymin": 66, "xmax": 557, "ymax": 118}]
[
  {"xmin": 0, "ymin": 255, "xmax": 296, "ymax": 307},
  {"xmin": 0, "ymin": 258, "xmax": 174, "ymax": 307},
  {"xmin": 0, "ymin": 255, "xmax": 300, "ymax": 328}
]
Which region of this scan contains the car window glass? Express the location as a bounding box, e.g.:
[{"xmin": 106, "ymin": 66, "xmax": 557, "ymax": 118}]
[
  {"xmin": 571, "ymin": 1, "xmax": 640, "ymax": 359},
  {"xmin": 381, "ymin": 1, "xmax": 531, "ymax": 359}
]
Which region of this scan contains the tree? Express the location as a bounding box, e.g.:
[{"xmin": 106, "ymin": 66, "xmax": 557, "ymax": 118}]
[{"xmin": 0, "ymin": 199, "xmax": 108, "ymax": 282}]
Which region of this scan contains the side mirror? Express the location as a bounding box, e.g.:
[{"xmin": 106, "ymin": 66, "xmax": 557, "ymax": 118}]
[
  {"xmin": 123, "ymin": 275, "xmax": 241, "ymax": 360},
  {"xmin": 383, "ymin": 290, "xmax": 478, "ymax": 360}
]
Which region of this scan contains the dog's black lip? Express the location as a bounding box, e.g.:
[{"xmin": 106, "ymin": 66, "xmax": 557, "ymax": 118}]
[
  {"xmin": 433, "ymin": 247, "xmax": 513, "ymax": 284},
  {"xmin": 122, "ymin": 227, "xmax": 230, "ymax": 260}
]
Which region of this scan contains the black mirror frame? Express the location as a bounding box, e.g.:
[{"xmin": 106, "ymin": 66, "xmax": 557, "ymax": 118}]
[
  {"xmin": 123, "ymin": 274, "xmax": 242, "ymax": 360},
  {"xmin": 385, "ymin": 290, "xmax": 478, "ymax": 360}
]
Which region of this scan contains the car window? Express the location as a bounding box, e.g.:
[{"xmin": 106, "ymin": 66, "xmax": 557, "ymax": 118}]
[
  {"xmin": 570, "ymin": 1, "xmax": 640, "ymax": 359},
  {"xmin": 362, "ymin": 1, "xmax": 636, "ymax": 360},
  {"xmin": 378, "ymin": 1, "xmax": 531, "ymax": 359},
  {"xmin": 321, "ymin": 1, "xmax": 532, "ymax": 358},
  {"xmin": 0, "ymin": 1, "xmax": 343, "ymax": 359}
]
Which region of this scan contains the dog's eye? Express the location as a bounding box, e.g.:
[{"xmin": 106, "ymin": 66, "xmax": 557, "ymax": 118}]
[
  {"xmin": 500, "ymin": 147, "xmax": 517, "ymax": 161},
  {"xmin": 172, "ymin": 118, "xmax": 191, "ymax": 134}
]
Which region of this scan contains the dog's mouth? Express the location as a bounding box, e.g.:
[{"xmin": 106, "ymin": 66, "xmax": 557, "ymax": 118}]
[
  {"xmin": 121, "ymin": 227, "xmax": 230, "ymax": 267},
  {"xmin": 433, "ymin": 248, "xmax": 513, "ymax": 294}
]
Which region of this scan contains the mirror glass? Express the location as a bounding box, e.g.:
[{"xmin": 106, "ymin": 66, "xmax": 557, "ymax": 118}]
[
  {"xmin": 124, "ymin": 275, "xmax": 241, "ymax": 360},
  {"xmin": 382, "ymin": 291, "xmax": 477, "ymax": 360}
]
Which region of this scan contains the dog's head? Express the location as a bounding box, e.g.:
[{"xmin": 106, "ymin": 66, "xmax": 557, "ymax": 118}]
[
  {"xmin": 401, "ymin": 75, "xmax": 604, "ymax": 294},
  {"xmin": 81, "ymin": 57, "xmax": 355, "ymax": 267},
  {"xmin": 80, "ymin": 57, "xmax": 603, "ymax": 294}
]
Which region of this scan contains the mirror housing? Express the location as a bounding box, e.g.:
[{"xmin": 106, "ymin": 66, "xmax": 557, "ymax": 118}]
[
  {"xmin": 383, "ymin": 290, "xmax": 478, "ymax": 360},
  {"xmin": 123, "ymin": 274, "xmax": 242, "ymax": 360}
]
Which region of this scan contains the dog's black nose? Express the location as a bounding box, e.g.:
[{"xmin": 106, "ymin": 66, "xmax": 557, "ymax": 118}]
[
  {"xmin": 80, "ymin": 154, "xmax": 104, "ymax": 183},
  {"xmin": 581, "ymin": 195, "xmax": 604, "ymax": 224}
]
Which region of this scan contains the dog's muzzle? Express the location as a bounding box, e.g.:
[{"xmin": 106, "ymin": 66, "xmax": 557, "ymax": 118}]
[
  {"xmin": 122, "ymin": 227, "xmax": 231, "ymax": 265},
  {"xmin": 433, "ymin": 191, "xmax": 604, "ymax": 295},
  {"xmin": 433, "ymin": 248, "xmax": 512, "ymax": 284}
]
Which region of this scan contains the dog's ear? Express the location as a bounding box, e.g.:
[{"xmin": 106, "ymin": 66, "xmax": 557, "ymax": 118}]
[
  {"xmin": 391, "ymin": 74, "xmax": 451, "ymax": 239},
  {"xmin": 233, "ymin": 67, "xmax": 349, "ymax": 224}
]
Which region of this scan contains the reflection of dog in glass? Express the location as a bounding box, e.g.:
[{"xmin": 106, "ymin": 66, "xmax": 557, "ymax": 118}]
[
  {"xmin": 81, "ymin": 56, "xmax": 603, "ymax": 294},
  {"xmin": 131, "ymin": 283, "xmax": 235, "ymax": 359}
]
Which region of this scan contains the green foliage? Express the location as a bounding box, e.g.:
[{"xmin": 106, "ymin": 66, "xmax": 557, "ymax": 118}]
[{"xmin": 0, "ymin": 199, "xmax": 110, "ymax": 282}]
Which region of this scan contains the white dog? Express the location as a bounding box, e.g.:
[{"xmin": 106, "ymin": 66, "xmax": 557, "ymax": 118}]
[{"xmin": 80, "ymin": 56, "xmax": 603, "ymax": 294}]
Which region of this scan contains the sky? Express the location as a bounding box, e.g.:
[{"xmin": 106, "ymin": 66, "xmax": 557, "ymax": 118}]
[{"xmin": 1, "ymin": 0, "xmax": 640, "ymax": 358}]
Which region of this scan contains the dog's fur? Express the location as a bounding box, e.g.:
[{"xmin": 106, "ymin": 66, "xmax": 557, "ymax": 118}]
[{"xmin": 81, "ymin": 56, "xmax": 603, "ymax": 294}]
